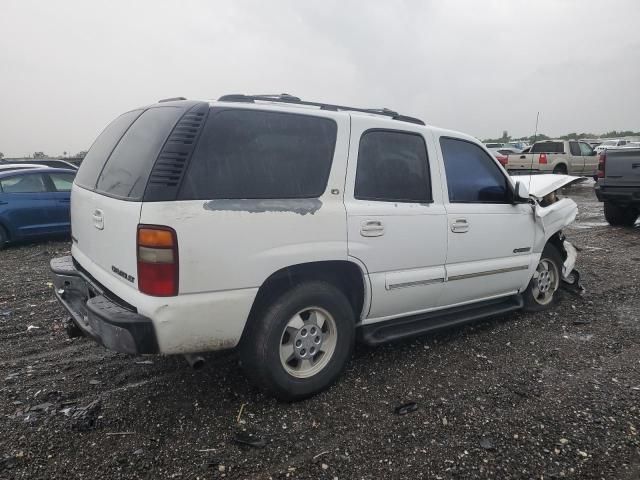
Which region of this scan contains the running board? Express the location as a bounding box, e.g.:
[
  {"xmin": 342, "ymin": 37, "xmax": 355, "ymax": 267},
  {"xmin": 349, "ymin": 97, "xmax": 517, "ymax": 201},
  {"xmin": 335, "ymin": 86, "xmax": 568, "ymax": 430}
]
[{"xmin": 359, "ymin": 295, "xmax": 524, "ymax": 346}]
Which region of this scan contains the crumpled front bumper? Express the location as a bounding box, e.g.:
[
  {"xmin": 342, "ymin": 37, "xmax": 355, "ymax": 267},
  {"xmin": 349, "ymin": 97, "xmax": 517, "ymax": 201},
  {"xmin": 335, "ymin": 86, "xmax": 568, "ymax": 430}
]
[{"xmin": 50, "ymin": 256, "xmax": 158, "ymax": 355}]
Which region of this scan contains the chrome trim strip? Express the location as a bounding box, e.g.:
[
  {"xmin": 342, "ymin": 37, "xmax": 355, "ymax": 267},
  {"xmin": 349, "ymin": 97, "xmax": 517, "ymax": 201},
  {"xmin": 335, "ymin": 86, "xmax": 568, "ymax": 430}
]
[
  {"xmin": 448, "ymin": 265, "xmax": 529, "ymax": 282},
  {"xmin": 387, "ymin": 278, "xmax": 445, "ymax": 290}
]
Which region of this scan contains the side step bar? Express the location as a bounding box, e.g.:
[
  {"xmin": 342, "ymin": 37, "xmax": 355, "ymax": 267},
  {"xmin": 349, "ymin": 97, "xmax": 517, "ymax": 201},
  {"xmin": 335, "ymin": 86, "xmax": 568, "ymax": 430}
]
[{"xmin": 359, "ymin": 295, "xmax": 524, "ymax": 346}]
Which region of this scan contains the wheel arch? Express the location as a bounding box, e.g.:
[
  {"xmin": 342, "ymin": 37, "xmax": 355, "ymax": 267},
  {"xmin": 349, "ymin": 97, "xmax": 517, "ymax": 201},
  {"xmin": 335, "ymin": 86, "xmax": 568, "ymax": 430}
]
[{"xmin": 242, "ymin": 260, "xmax": 368, "ymax": 341}]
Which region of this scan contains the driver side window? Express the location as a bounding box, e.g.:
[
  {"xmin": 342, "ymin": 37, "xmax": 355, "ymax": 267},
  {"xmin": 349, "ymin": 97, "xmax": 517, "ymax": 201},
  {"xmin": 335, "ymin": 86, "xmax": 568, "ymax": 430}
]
[{"xmin": 440, "ymin": 137, "xmax": 510, "ymax": 203}]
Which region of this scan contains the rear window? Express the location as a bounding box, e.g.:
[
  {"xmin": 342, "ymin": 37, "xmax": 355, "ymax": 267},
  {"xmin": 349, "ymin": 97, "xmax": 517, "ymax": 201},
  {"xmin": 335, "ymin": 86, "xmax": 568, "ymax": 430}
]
[
  {"xmin": 531, "ymin": 142, "xmax": 564, "ymax": 153},
  {"xmin": 0, "ymin": 174, "xmax": 48, "ymax": 193},
  {"xmin": 96, "ymin": 107, "xmax": 183, "ymax": 200},
  {"xmin": 74, "ymin": 109, "xmax": 142, "ymax": 189},
  {"xmin": 179, "ymin": 109, "xmax": 337, "ymax": 199}
]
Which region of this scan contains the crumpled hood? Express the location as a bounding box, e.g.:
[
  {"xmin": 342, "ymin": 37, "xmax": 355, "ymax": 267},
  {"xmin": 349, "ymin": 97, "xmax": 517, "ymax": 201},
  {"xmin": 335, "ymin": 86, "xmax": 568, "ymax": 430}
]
[{"xmin": 514, "ymin": 174, "xmax": 586, "ymax": 199}]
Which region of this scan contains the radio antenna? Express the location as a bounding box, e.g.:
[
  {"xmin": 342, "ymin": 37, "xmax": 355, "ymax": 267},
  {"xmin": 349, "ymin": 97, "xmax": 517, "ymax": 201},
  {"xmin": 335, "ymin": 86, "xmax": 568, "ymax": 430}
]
[{"xmin": 528, "ymin": 111, "xmax": 540, "ymax": 194}]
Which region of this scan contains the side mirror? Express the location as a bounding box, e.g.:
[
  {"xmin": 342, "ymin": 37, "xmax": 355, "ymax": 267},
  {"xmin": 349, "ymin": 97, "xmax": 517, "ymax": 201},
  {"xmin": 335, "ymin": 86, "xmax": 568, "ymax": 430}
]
[{"xmin": 514, "ymin": 181, "xmax": 530, "ymax": 203}]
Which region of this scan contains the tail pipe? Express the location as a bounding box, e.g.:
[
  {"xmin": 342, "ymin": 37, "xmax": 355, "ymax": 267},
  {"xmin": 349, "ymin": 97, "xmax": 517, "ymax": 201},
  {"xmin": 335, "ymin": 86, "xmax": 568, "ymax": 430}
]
[{"xmin": 184, "ymin": 354, "xmax": 205, "ymax": 370}]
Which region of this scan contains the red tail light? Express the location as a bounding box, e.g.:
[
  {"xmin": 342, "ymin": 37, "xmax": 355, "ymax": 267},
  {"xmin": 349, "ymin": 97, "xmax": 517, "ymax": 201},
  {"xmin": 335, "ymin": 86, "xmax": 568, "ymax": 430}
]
[
  {"xmin": 597, "ymin": 152, "xmax": 606, "ymax": 178},
  {"xmin": 539, "ymin": 153, "xmax": 548, "ymax": 164},
  {"xmin": 137, "ymin": 225, "xmax": 178, "ymax": 296},
  {"xmin": 496, "ymin": 154, "xmax": 508, "ymax": 166}
]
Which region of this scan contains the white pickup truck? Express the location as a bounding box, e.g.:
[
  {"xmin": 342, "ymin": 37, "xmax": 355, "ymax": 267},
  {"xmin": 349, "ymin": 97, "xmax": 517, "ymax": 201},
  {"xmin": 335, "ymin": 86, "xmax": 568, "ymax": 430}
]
[
  {"xmin": 507, "ymin": 139, "xmax": 599, "ymax": 177},
  {"xmin": 50, "ymin": 95, "xmax": 581, "ymax": 400}
]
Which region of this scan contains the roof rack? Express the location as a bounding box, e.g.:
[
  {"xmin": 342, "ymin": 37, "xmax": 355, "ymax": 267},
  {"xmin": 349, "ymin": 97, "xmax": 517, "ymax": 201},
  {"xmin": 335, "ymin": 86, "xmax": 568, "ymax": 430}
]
[
  {"xmin": 217, "ymin": 93, "xmax": 425, "ymax": 126},
  {"xmin": 158, "ymin": 96, "xmax": 187, "ymax": 103}
]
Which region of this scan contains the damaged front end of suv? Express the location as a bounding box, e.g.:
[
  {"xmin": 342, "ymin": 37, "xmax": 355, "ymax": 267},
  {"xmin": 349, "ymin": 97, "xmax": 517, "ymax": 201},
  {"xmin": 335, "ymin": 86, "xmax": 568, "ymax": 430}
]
[{"xmin": 520, "ymin": 174, "xmax": 585, "ymax": 295}]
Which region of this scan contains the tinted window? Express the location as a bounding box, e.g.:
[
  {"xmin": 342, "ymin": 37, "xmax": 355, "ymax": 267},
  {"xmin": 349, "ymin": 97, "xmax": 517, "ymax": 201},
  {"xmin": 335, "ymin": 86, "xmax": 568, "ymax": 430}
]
[
  {"xmin": 180, "ymin": 109, "xmax": 337, "ymax": 199},
  {"xmin": 355, "ymin": 130, "xmax": 431, "ymax": 203},
  {"xmin": 579, "ymin": 142, "xmax": 594, "ymax": 156},
  {"xmin": 0, "ymin": 174, "xmax": 48, "ymax": 193},
  {"xmin": 531, "ymin": 142, "xmax": 564, "ymax": 153},
  {"xmin": 75, "ymin": 109, "xmax": 142, "ymax": 189},
  {"xmin": 49, "ymin": 172, "xmax": 75, "ymax": 191},
  {"xmin": 440, "ymin": 137, "xmax": 510, "ymax": 203},
  {"xmin": 96, "ymin": 107, "xmax": 183, "ymax": 200},
  {"xmin": 569, "ymin": 142, "xmax": 580, "ymax": 156}
]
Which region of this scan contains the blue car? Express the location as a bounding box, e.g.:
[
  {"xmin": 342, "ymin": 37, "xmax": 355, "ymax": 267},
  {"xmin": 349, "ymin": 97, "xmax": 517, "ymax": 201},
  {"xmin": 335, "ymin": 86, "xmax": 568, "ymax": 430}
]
[{"xmin": 0, "ymin": 167, "xmax": 76, "ymax": 248}]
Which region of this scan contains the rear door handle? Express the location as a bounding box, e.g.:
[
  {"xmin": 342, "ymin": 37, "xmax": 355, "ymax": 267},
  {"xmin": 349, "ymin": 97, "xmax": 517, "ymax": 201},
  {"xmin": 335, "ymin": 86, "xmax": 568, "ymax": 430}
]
[
  {"xmin": 0, "ymin": 201, "xmax": 7, "ymax": 205},
  {"xmin": 361, "ymin": 220, "xmax": 385, "ymax": 237},
  {"xmin": 451, "ymin": 218, "xmax": 470, "ymax": 233}
]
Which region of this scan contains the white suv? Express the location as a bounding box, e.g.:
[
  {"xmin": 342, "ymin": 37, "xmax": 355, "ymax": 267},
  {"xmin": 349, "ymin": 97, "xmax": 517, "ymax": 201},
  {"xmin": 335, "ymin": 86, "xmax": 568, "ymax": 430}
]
[{"xmin": 51, "ymin": 94, "xmax": 580, "ymax": 400}]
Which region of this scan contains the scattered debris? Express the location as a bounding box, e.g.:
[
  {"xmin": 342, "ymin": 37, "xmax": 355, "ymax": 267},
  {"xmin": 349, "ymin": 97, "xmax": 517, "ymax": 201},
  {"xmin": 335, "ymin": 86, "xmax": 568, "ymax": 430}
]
[
  {"xmin": 236, "ymin": 402, "xmax": 247, "ymax": 423},
  {"xmin": 105, "ymin": 432, "xmax": 136, "ymax": 436},
  {"xmin": 26, "ymin": 325, "xmax": 40, "ymax": 332},
  {"xmin": 479, "ymin": 437, "xmax": 496, "ymax": 450},
  {"xmin": 135, "ymin": 360, "xmax": 154, "ymax": 365},
  {"xmin": 313, "ymin": 451, "xmax": 329, "ymax": 461},
  {"xmin": 70, "ymin": 400, "xmax": 102, "ymax": 432},
  {"xmin": 232, "ymin": 431, "xmax": 267, "ymax": 449},
  {"xmin": 89, "ymin": 380, "xmax": 101, "ymax": 385},
  {"xmin": 394, "ymin": 402, "xmax": 418, "ymax": 415}
]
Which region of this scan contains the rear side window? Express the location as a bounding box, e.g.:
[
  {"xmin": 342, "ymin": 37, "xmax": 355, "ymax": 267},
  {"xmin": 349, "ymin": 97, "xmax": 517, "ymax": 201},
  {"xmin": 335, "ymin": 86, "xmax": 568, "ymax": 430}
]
[
  {"xmin": 96, "ymin": 107, "xmax": 183, "ymax": 200},
  {"xmin": 75, "ymin": 110, "xmax": 142, "ymax": 189},
  {"xmin": 0, "ymin": 174, "xmax": 48, "ymax": 193},
  {"xmin": 440, "ymin": 137, "xmax": 509, "ymax": 203},
  {"xmin": 48, "ymin": 172, "xmax": 75, "ymax": 192},
  {"xmin": 531, "ymin": 142, "xmax": 564, "ymax": 153},
  {"xmin": 180, "ymin": 109, "xmax": 337, "ymax": 199},
  {"xmin": 355, "ymin": 130, "xmax": 431, "ymax": 203},
  {"xmin": 579, "ymin": 142, "xmax": 594, "ymax": 156},
  {"xmin": 569, "ymin": 142, "xmax": 580, "ymax": 156}
]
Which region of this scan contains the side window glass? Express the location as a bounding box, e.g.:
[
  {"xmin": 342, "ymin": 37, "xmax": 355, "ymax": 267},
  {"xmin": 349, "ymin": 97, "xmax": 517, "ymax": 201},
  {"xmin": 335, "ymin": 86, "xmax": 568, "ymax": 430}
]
[
  {"xmin": 354, "ymin": 130, "xmax": 431, "ymax": 203},
  {"xmin": 0, "ymin": 174, "xmax": 48, "ymax": 193},
  {"xmin": 579, "ymin": 142, "xmax": 594, "ymax": 156},
  {"xmin": 569, "ymin": 142, "xmax": 580, "ymax": 156},
  {"xmin": 49, "ymin": 173, "xmax": 75, "ymax": 192},
  {"xmin": 440, "ymin": 137, "xmax": 510, "ymax": 203}
]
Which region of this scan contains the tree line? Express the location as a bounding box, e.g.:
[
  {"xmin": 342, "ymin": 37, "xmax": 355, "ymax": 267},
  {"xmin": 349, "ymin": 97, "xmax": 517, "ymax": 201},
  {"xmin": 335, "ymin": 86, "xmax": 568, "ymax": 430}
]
[{"xmin": 483, "ymin": 130, "xmax": 640, "ymax": 144}]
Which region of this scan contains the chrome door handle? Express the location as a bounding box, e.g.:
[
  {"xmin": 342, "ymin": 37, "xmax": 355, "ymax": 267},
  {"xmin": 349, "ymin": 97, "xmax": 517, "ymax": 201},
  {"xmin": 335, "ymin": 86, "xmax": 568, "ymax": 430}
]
[
  {"xmin": 361, "ymin": 220, "xmax": 385, "ymax": 237},
  {"xmin": 451, "ymin": 218, "xmax": 470, "ymax": 233}
]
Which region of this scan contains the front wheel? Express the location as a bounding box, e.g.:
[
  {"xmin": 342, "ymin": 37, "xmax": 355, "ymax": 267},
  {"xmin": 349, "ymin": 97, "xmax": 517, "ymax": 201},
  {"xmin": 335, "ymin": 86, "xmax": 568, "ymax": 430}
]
[
  {"xmin": 240, "ymin": 281, "xmax": 355, "ymax": 401},
  {"xmin": 603, "ymin": 202, "xmax": 638, "ymax": 227},
  {"xmin": 523, "ymin": 244, "xmax": 563, "ymax": 312}
]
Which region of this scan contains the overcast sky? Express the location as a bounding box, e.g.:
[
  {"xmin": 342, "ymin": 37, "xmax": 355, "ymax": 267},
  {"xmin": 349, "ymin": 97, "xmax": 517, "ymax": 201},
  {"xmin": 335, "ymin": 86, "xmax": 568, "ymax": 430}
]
[{"xmin": 1, "ymin": 0, "xmax": 639, "ymax": 157}]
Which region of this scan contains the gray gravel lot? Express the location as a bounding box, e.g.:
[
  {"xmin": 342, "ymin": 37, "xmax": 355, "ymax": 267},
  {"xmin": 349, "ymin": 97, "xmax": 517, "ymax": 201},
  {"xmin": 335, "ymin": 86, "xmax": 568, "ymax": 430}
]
[{"xmin": 1, "ymin": 181, "xmax": 639, "ymax": 479}]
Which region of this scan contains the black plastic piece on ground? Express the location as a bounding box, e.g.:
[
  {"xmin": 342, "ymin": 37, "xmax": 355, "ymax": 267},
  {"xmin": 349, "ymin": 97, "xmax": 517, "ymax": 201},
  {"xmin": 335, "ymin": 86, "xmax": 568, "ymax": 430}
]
[
  {"xmin": 395, "ymin": 402, "xmax": 418, "ymax": 415},
  {"xmin": 232, "ymin": 431, "xmax": 267, "ymax": 449}
]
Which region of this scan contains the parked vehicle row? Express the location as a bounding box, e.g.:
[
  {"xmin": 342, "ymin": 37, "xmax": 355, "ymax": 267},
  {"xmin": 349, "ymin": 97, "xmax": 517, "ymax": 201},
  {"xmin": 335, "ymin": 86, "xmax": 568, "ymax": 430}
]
[
  {"xmin": 504, "ymin": 139, "xmax": 599, "ymax": 176},
  {"xmin": 50, "ymin": 95, "xmax": 581, "ymax": 400}
]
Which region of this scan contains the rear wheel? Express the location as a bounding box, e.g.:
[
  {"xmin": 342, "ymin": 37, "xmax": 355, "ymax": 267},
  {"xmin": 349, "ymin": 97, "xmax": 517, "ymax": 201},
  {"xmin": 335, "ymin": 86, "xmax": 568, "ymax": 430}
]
[
  {"xmin": 240, "ymin": 281, "xmax": 355, "ymax": 401},
  {"xmin": 523, "ymin": 244, "xmax": 563, "ymax": 312},
  {"xmin": 603, "ymin": 202, "xmax": 638, "ymax": 227},
  {"xmin": 552, "ymin": 164, "xmax": 568, "ymax": 175},
  {"xmin": 0, "ymin": 226, "xmax": 7, "ymax": 250}
]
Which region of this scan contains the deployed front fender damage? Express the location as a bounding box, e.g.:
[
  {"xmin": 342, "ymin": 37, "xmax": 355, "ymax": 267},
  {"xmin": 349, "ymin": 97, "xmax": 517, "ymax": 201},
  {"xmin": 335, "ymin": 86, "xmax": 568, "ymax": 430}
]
[{"xmin": 518, "ymin": 174, "xmax": 585, "ymax": 291}]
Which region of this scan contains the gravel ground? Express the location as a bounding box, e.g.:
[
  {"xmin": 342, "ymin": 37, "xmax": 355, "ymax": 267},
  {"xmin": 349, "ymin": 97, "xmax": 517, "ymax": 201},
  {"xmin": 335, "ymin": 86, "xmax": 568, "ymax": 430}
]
[{"xmin": 1, "ymin": 181, "xmax": 639, "ymax": 480}]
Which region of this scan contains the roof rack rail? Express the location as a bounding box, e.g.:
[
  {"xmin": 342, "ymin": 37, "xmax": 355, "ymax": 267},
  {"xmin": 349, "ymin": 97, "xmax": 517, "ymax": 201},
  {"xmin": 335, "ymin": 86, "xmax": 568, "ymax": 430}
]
[
  {"xmin": 158, "ymin": 96, "xmax": 187, "ymax": 103},
  {"xmin": 217, "ymin": 93, "xmax": 425, "ymax": 126}
]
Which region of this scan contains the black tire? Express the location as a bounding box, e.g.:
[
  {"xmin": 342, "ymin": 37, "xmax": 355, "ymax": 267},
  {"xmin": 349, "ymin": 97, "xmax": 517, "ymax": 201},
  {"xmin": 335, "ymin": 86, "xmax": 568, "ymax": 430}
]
[
  {"xmin": 552, "ymin": 164, "xmax": 568, "ymax": 175},
  {"xmin": 0, "ymin": 225, "xmax": 7, "ymax": 250},
  {"xmin": 240, "ymin": 281, "xmax": 355, "ymax": 401},
  {"xmin": 523, "ymin": 243, "xmax": 563, "ymax": 312},
  {"xmin": 603, "ymin": 202, "xmax": 638, "ymax": 227}
]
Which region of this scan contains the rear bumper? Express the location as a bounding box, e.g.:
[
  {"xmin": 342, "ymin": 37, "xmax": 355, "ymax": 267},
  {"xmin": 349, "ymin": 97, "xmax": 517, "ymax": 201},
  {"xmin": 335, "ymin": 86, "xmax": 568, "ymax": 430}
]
[
  {"xmin": 50, "ymin": 256, "xmax": 158, "ymax": 354},
  {"xmin": 595, "ymin": 184, "xmax": 640, "ymax": 205}
]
